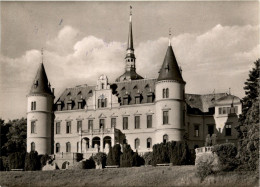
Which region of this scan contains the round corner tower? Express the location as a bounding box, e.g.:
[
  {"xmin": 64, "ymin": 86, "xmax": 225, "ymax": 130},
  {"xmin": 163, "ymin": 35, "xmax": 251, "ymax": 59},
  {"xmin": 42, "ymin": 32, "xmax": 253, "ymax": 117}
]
[
  {"xmin": 27, "ymin": 62, "xmax": 54, "ymax": 155},
  {"xmin": 155, "ymin": 41, "xmax": 186, "ymax": 144}
]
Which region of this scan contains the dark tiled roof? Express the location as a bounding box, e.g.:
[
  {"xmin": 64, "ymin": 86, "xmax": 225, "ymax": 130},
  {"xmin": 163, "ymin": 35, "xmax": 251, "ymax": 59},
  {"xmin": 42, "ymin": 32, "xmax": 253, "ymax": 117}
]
[
  {"xmin": 185, "ymin": 93, "xmax": 228, "ymax": 114},
  {"xmin": 55, "ymin": 79, "xmax": 156, "ymax": 111},
  {"xmin": 29, "ymin": 63, "xmax": 53, "ymax": 95},
  {"xmin": 157, "ymin": 46, "xmax": 185, "ymax": 83}
]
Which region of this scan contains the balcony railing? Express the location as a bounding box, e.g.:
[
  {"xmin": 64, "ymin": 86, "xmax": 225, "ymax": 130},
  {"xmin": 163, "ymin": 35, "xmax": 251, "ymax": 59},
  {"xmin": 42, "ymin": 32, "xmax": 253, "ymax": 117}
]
[
  {"xmin": 195, "ymin": 146, "xmax": 213, "ymax": 154},
  {"xmin": 80, "ymin": 128, "xmax": 114, "ymax": 135}
]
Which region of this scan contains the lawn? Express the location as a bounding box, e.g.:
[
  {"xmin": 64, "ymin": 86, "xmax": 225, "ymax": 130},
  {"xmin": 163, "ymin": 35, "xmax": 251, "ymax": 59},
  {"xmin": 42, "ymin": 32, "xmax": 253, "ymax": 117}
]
[{"xmin": 0, "ymin": 166, "xmax": 258, "ymax": 187}]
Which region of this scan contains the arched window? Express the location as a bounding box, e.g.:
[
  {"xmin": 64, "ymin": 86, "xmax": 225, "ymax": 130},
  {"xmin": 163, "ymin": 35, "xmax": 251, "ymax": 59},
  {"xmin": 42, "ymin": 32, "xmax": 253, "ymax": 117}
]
[
  {"xmin": 56, "ymin": 143, "xmax": 60, "ymax": 153},
  {"xmin": 163, "ymin": 134, "xmax": 168, "ymax": 144},
  {"xmin": 166, "ymin": 88, "xmax": 169, "ymax": 98},
  {"xmin": 66, "ymin": 142, "xmax": 71, "ymax": 152},
  {"xmin": 31, "ymin": 142, "xmax": 35, "ymax": 152},
  {"xmin": 135, "ymin": 138, "xmax": 140, "ymax": 149},
  {"xmin": 147, "ymin": 138, "xmax": 152, "ymax": 148}
]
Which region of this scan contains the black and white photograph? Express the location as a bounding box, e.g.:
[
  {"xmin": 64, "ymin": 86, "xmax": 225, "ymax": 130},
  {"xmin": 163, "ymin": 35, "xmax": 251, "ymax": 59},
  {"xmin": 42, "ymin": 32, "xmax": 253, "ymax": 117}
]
[{"xmin": 0, "ymin": 1, "xmax": 259, "ymax": 186}]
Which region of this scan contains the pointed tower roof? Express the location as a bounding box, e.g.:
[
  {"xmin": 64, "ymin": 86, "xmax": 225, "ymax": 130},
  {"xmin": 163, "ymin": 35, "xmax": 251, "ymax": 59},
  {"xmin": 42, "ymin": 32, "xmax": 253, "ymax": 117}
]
[
  {"xmin": 127, "ymin": 11, "xmax": 134, "ymax": 50},
  {"xmin": 157, "ymin": 45, "xmax": 185, "ymax": 83},
  {"xmin": 29, "ymin": 63, "xmax": 53, "ymax": 95}
]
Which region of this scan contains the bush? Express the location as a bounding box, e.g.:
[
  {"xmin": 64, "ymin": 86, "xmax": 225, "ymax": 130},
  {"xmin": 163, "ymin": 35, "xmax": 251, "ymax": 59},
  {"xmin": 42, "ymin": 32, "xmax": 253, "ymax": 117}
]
[
  {"xmin": 213, "ymin": 143, "xmax": 239, "ymax": 171},
  {"xmin": 1, "ymin": 156, "xmax": 9, "ymax": 171},
  {"xmin": 142, "ymin": 152, "xmax": 153, "ymax": 165},
  {"xmin": 93, "ymin": 152, "xmax": 107, "ymax": 168},
  {"xmin": 85, "ymin": 157, "xmax": 95, "ymax": 169},
  {"xmin": 24, "ymin": 151, "xmax": 41, "ymax": 171},
  {"xmin": 8, "ymin": 152, "xmax": 26, "ymax": 170},
  {"xmin": 120, "ymin": 144, "xmax": 134, "ymax": 167},
  {"xmin": 106, "ymin": 144, "xmax": 122, "ymax": 166},
  {"xmin": 132, "ymin": 151, "xmax": 144, "ymax": 167},
  {"xmin": 196, "ymin": 161, "xmax": 214, "ymax": 181},
  {"xmin": 40, "ymin": 154, "xmax": 51, "ymax": 168},
  {"xmin": 152, "ymin": 141, "xmax": 192, "ymax": 166},
  {"xmin": 151, "ymin": 143, "xmax": 169, "ymax": 166}
]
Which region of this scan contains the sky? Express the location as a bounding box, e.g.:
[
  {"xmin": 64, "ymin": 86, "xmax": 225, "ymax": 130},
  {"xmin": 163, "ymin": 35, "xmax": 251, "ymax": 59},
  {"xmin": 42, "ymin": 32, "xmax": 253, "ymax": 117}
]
[{"xmin": 0, "ymin": 1, "xmax": 259, "ymax": 121}]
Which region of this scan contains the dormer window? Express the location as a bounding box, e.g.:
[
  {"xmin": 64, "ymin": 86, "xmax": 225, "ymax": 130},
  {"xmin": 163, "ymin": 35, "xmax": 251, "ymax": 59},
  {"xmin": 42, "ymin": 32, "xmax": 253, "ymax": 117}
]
[
  {"xmin": 123, "ymin": 95, "xmax": 129, "ymax": 105},
  {"xmin": 57, "ymin": 101, "xmax": 62, "ymax": 111},
  {"xmin": 101, "ymin": 83, "xmax": 104, "ymax": 89},
  {"xmin": 147, "ymin": 92, "xmax": 154, "ymax": 103},
  {"xmin": 98, "ymin": 98, "xmax": 107, "ymax": 108},
  {"xmin": 67, "ymin": 100, "xmax": 73, "ymax": 110},
  {"xmin": 34, "ymin": 80, "xmax": 38, "ymax": 88},
  {"xmin": 78, "ymin": 101, "xmax": 84, "ymax": 109}
]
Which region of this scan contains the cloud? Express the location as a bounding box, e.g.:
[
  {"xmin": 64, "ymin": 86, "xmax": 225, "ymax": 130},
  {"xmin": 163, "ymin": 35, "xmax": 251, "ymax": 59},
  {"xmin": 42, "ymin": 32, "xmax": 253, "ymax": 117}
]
[{"xmin": 0, "ymin": 24, "xmax": 259, "ymax": 120}]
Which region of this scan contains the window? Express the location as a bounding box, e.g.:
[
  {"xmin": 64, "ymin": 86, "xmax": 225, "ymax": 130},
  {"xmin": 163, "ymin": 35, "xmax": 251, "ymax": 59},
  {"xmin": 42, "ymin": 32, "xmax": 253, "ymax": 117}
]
[
  {"xmin": 56, "ymin": 143, "xmax": 60, "ymax": 153},
  {"xmin": 31, "ymin": 142, "xmax": 35, "ymax": 152},
  {"xmin": 31, "ymin": 121, "xmax": 36, "ymax": 133},
  {"xmin": 194, "ymin": 125, "xmax": 199, "ymax": 137},
  {"xmin": 166, "ymin": 88, "xmax": 169, "ymax": 98},
  {"xmin": 98, "ymin": 99, "xmax": 107, "ymax": 108},
  {"xmin": 31, "ymin": 101, "xmax": 36, "ymax": 110},
  {"xmin": 208, "ymin": 125, "xmax": 214, "ymax": 136},
  {"xmin": 218, "ymin": 107, "xmax": 222, "ymax": 115},
  {"xmin": 163, "ymin": 111, "xmax": 169, "ymax": 124},
  {"xmin": 163, "ymin": 135, "xmax": 168, "ymax": 144},
  {"xmin": 67, "ymin": 103, "xmax": 72, "ymax": 110},
  {"xmin": 123, "ymin": 117, "xmax": 128, "ymax": 130},
  {"xmin": 147, "ymin": 95, "xmax": 153, "ymax": 103},
  {"xmin": 225, "ymin": 123, "xmax": 232, "ymax": 136},
  {"xmin": 223, "ymin": 107, "xmax": 227, "ymax": 114},
  {"xmin": 66, "ymin": 142, "xmax": 71, "ymax": 152},
  {"xmin": 147, "ymin": 115, "xmax": 152, "ymax": 128},
  {"xmin": 77, "ymin": 142, "xmax": 80, "ymax": 152},
  {"xmin": 235, "ymin": 106, "xmax": 238, "ymax": 113},
  {"xmin": 78, "ymin": 102, "xmax": 83, "ymax": 109},
  {"xmin": 134, "ymin": 116, "xmax": 140, "ymax": 129},
  {"xmin": 56, "ymin": 122, "xmax": 61, "ymax": 134},
  {"xmin": 57, "ymin": 104, "xmax": 62, "ymax": 111},
  {"xmin": 101, "ymin": 83, "xmax": 104, "ymax": 89},
  {"xmin": 135, "ymin": 97, "xmax": 140, "ymax": 104},
  {"xmin": 163, "ymin": 89, "xmax": 166, "ymax": 98},
  {"xmin": 66, "ymin": 121, "xmax": 71, "ymax": 134},
  {"xmin": 123, "ymin": 97, "xmax": 128, "ymax": 105},
  {"xmin": 111, "ymin": 118, "xmax": 116, "ymax": 128},
  {"xmin": 77, "ymin": 121, "xmax": 82, "ymax": 133},
  {"xmin": 88, "ymin": 120, "xmax": 93, "ymax": 130},
  {"xmin": 147, "ymin": 138, "xmax": 152, "ymax": 148},
  {"xmin": 100, "ymin": 119, "xmax": 105, "ymax": 129},
  {"xmin": 135, "ymin": 138, "xmax": 140, "ymax": 149}
]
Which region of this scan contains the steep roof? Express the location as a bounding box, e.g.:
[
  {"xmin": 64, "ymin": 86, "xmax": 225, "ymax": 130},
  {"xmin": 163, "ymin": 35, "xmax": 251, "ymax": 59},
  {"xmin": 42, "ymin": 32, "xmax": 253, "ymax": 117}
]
[
  {"xmin": 29, "ymin": 63, "xmax": 53, "ymax": 95},
  {"xmin": 157, "ymin": 46, "xmax": 184, "ymax": 83},
  {"xmin": 115, "ymin": 69, "xmax": 143, "ymax": 82}
]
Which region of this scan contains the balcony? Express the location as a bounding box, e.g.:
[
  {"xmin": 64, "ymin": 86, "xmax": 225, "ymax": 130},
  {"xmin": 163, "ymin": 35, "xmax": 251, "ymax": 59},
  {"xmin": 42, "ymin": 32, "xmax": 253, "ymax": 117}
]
[{"xmin": 80, "ymin": 127, "xmax": 115, "ymax": 135}]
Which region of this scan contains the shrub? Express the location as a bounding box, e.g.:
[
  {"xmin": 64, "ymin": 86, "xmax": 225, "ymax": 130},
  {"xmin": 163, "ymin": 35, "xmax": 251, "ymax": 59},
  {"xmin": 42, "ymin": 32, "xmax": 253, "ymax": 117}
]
[
  {"xmin": 93, "ymin": 152, "xmax": 107, "ymax": 168},
  {"xmin": 40, "ymin": 154, "xmax": 51, "ymax": 168},
  {"xmin": 85, "ymin": 157, "xmax": 95, "ymax": 169},
  {"xmin": 24, "ymin": 151, "xmax": 41, "ymax": 171},
  {"xmin": 132, "ymin": 151, "xmax": 144, "ymax": 167},
  {"xmin": 8, "ymin": 152, "xmax": 26, "ymax": 170},
  {"xmin": 142, "ymin": 152, "xmax": 153, "ymax": 165},
  {"xmin": 213, "ymin": 143, "xmax": 239, "ymax": 171},
  {"xmin": 151, "ymin": 143, "xmax": 169, "ymax": 166},
  {"xmin": 106, "ymin": 144, "xmax": 121, "ymax": 166},
  {"xmin": 196, "ymin": 161, "xmax": 214, "ymax": 181},
  {"xmin": 120, "ymin": 144, "xmax": 134, "ymax": 167}
]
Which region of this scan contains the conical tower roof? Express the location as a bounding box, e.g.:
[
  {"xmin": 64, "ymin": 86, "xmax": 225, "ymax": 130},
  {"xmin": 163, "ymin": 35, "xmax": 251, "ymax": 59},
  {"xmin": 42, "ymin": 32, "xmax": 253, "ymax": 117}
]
[
  {"xmin": 29, "ymin": 63, "xmax": 53, "ymax": 95},
  {"xmin": 157, "ymin": 45, "xmax": 185, "ymax": 83}
]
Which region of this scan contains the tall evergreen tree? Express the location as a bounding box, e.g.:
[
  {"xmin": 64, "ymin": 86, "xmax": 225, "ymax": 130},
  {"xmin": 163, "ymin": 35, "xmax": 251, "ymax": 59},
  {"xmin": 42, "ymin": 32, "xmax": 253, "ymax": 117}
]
[{"xmin": 236, "ymin": 59, "xmax": 259, "ymax": 171}]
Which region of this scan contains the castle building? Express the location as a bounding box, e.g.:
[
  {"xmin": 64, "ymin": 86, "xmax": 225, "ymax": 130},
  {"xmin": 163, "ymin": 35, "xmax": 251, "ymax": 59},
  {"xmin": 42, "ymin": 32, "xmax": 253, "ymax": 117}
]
[{"xmin": 27, "ymin": 10, "xmax": 241, "ymax": 167}]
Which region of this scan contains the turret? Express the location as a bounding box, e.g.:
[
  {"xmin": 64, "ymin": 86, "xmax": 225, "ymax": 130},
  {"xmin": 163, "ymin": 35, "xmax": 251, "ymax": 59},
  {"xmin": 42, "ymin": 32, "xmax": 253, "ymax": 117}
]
[
  {"xmin": 155, "ymin": 36, "xmax": 186, "ymax": 144},
  {"xmin": 26, "ymin": 50, "xmax": 54, "ymax": 155},
  {"xmin": 116, "ymin": 6, "xmax": 143, "ymax": 82}
]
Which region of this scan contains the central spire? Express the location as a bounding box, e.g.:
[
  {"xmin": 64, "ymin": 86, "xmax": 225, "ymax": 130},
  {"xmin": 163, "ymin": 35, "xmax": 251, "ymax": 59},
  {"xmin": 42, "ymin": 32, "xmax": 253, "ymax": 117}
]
[
  {"xmin": 127, "ymin": 6, "xmax": 134, "ymax": 50},
  {"xmin": 115, "ymin": 6, "xmax": 143, "ymax": 82}
]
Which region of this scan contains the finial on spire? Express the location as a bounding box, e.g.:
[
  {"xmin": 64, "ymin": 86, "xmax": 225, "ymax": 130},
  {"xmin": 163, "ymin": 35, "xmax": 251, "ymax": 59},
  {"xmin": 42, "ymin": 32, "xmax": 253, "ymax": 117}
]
[
  {"xmin": 168, "ymin": 28, "xmax": 171, "ymax": 46},
  {"xmin": 129, "ymin": 6, "xmax": 132, "ymax": 22},
  {"xmin": 41, "ymin": 48, "xmax": 44, "ymax": 63},
  {"xmin": 229, "ymin": 88, "xmax": 231, "ymax": 95}
]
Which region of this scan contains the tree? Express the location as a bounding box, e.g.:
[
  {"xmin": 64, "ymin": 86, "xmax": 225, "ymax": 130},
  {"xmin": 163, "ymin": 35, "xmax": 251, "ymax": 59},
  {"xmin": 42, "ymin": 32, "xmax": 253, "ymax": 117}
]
[
  {"xmin": 106, "ymin": 144, "xmax": 121, "ymax": 166},
  {"xmin": 236, "ymin": 59, "xmax": 259, "ymax": 171},
  {"xmin": 2, "ymin": 118, "xmax": 27, "ymax": 155},
  {"xmin": 120, "ymin": 144, "xmax": 134, "ymax": 167},
  {"xmin": 93, "ymin": 152, "xmax": 107, "ymax": 168},
  {"xmin": 0, "ymin": 119, "xmax": 11, "ymax": 156},
  {"xmin": 8, "ymin": 152, "xmax": 26, "ymax": 170}
]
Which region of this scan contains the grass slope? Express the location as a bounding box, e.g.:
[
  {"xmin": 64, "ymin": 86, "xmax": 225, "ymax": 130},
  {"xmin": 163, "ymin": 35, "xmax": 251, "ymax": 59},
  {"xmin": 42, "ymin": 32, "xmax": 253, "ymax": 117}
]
[{"xmin": 0, "ymin": 166, "xmax": 258, "ymax": 187}]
